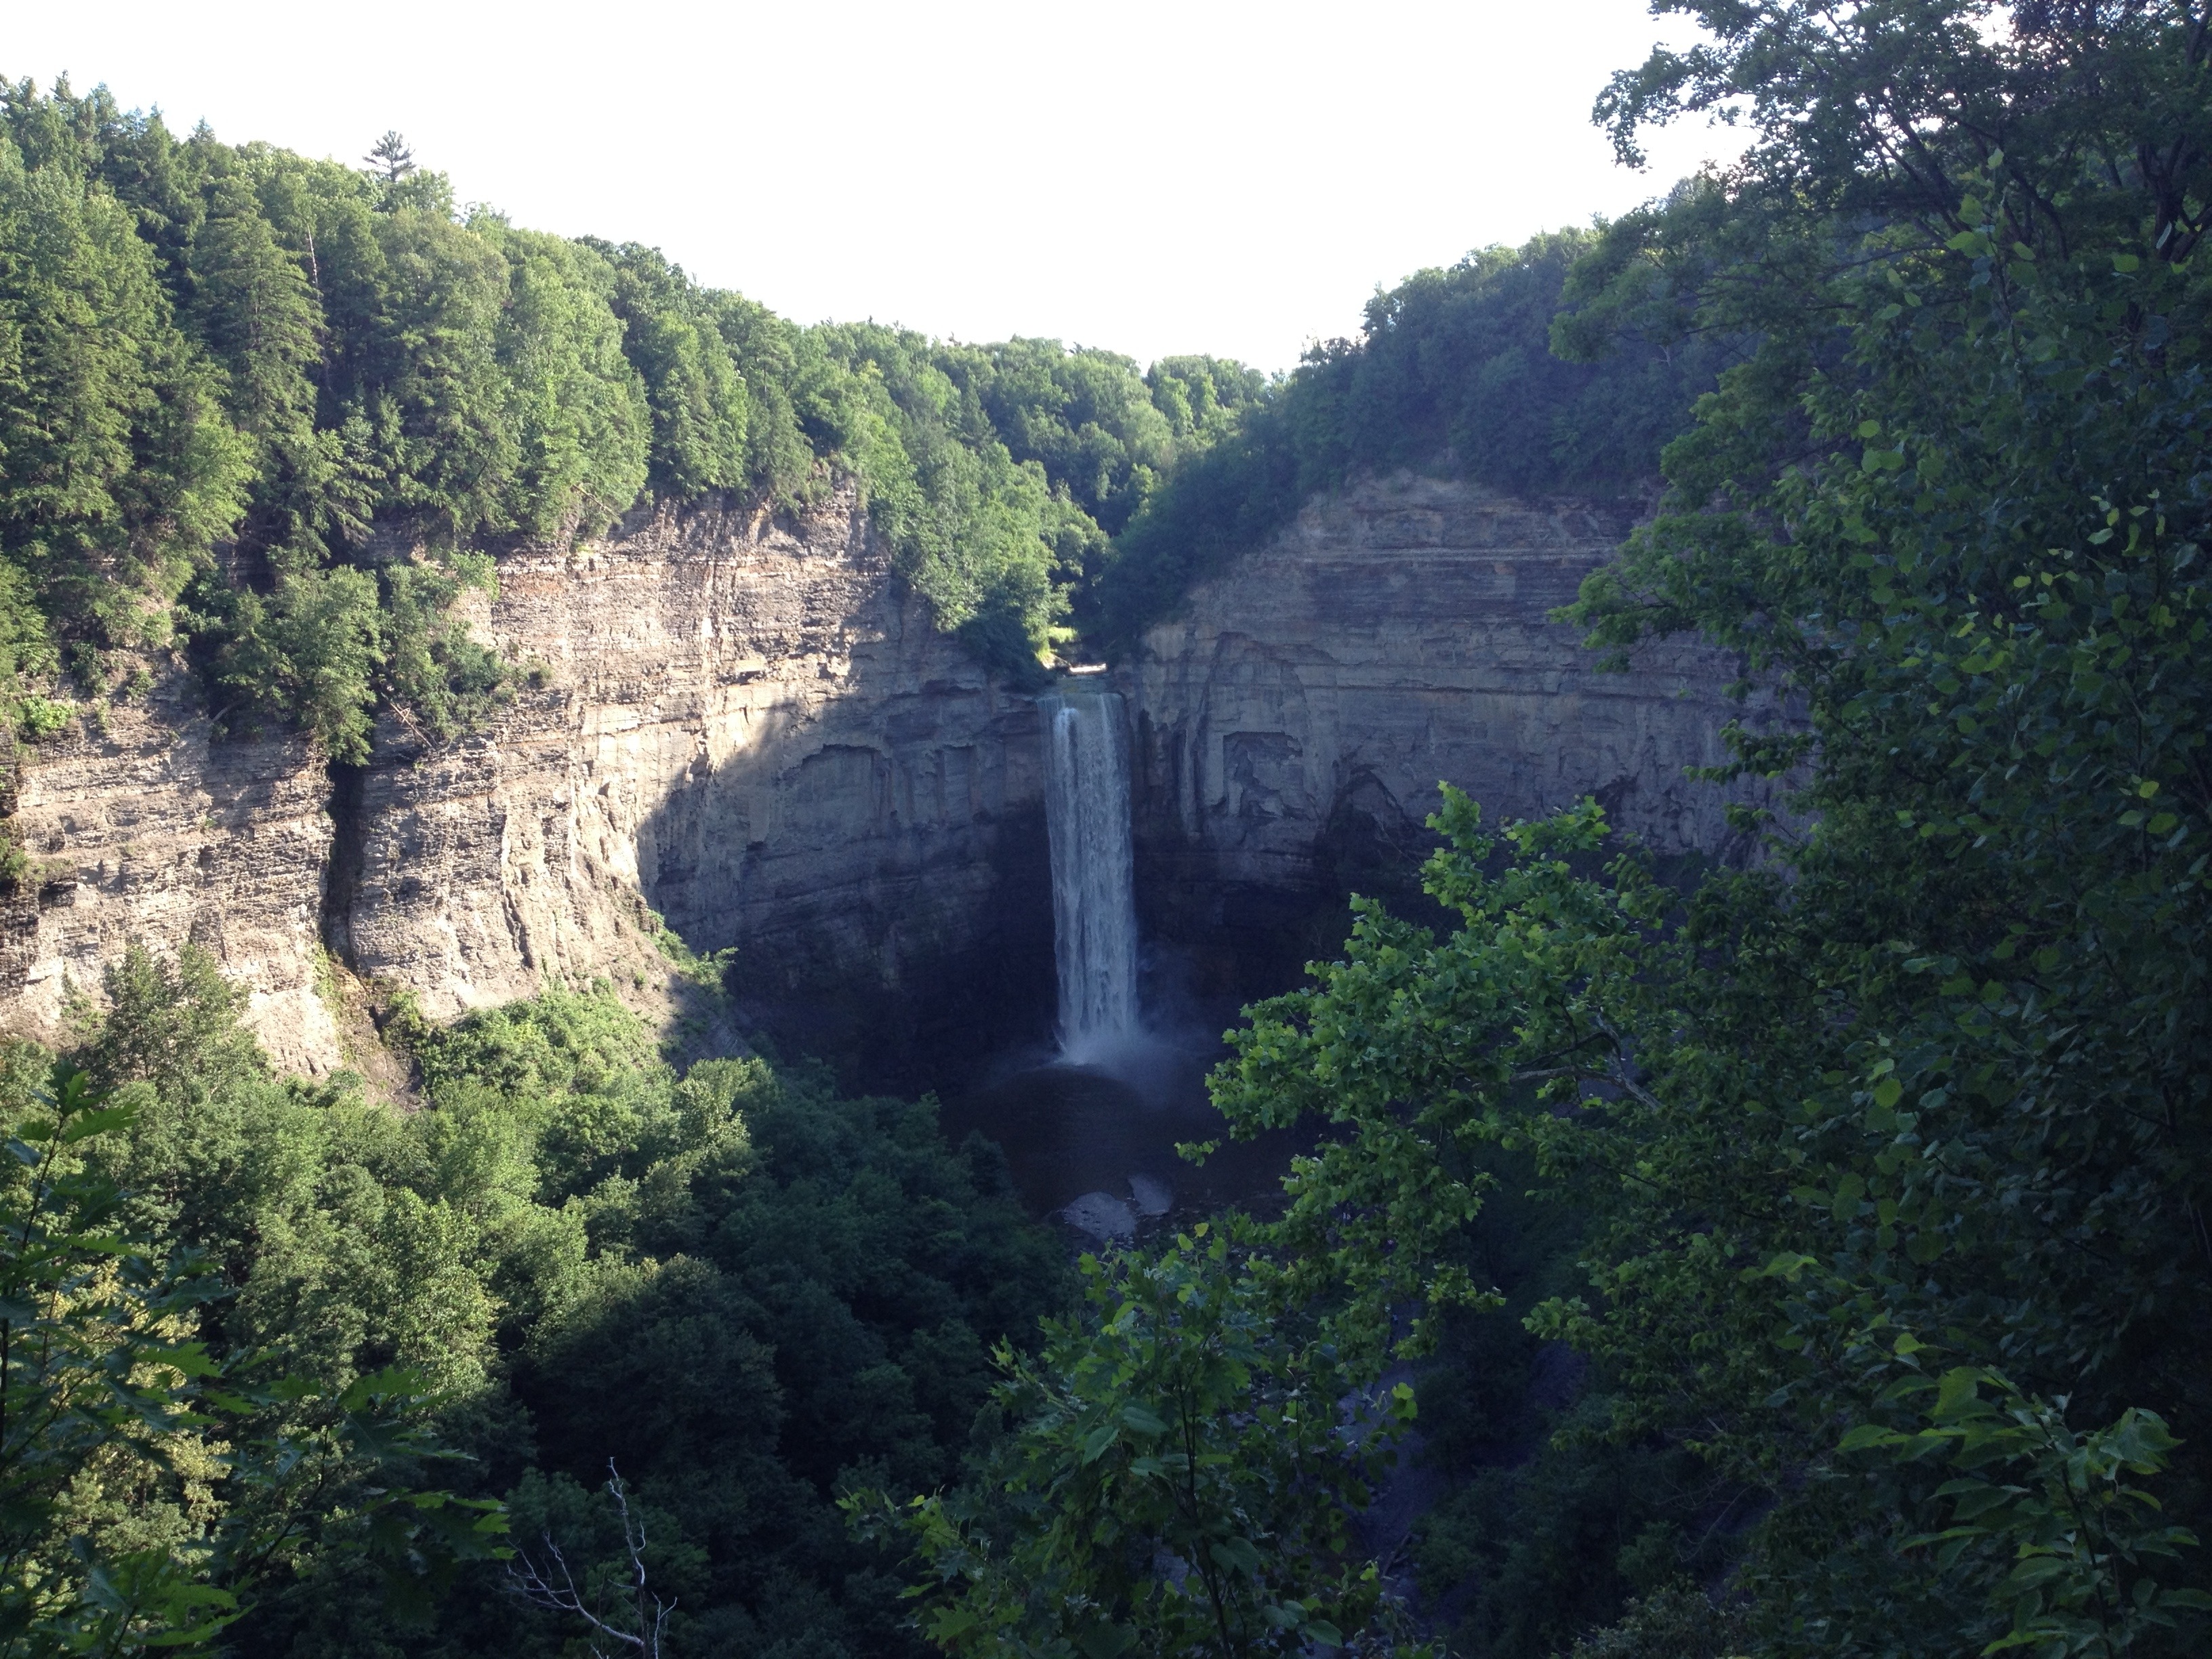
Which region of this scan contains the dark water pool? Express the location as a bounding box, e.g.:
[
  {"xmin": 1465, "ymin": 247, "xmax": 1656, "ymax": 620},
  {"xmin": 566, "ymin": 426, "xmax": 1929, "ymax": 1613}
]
[{"xmin": 937, "ymin": 1029, "xmax": 1308, "ymax": 1230}]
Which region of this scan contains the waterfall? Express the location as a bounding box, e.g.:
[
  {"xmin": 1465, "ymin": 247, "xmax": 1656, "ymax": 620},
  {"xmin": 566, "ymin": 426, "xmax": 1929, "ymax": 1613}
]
[{"xmin": 1042, "ymin": 690, "xmax": 1140, "ymax": 1061}]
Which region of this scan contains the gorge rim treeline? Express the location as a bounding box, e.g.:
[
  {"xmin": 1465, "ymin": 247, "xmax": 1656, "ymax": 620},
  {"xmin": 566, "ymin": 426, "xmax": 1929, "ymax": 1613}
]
[{"xmin": 2, "ymin": 3, "xmax": 2210, "ymax": 1657}]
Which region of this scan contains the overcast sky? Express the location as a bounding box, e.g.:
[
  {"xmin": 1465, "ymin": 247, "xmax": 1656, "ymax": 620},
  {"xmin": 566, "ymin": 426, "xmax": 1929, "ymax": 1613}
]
[{"xmin": 5, "ymin": 0, "xmax": 1736, "ymax": 373}]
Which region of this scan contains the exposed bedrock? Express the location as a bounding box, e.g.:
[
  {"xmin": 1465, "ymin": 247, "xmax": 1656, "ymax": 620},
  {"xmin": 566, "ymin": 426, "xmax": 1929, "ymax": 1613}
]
[
  {"xmin": 0, "ymin": 474, "xmax": 1781, "ymax": 1083},
  {"xmin": 0, "ymin": 701, "xmax": 340, "ymax": 1075},
  {"xmin": 331, "ymin": 489, "xmax": 1055, "ymax": 1086},
  {"xmin": 0, "ymin": 488, "xmax": 1056, "ymax": 1084},
  {"xmin": 1120, "ymin": 474, "xmax": 1787, "ymax": 1005}
]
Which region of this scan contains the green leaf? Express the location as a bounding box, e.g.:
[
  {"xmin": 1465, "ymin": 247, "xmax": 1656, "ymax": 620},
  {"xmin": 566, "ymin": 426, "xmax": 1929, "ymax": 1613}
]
[
  {"xmin": 1933, "ymin": 1369, "xmax": 1988, "ymax": 1422},
  {"xmin": 59, "ymin": 1107, "xmax": 135, "ymax": 1144},
  {"xmin": 1839, "ymin": 1422, "xmax": 1904, "ymax": 1452},
  {"xmin": 1210, "ymin": 1535, "xmax": 1263, "ymax": 1578},
  {"xmin": 2001, "ymin": 1555, "xmax": 2069, "ymax": 1591}
]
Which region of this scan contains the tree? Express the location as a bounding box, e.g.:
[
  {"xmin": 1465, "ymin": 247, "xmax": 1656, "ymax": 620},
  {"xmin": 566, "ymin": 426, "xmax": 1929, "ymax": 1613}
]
[
  {"xmin": 0, "ymin": 115, "xmax": 249, "ymax": 655},
  {"xmin": 363, "ymin": 132, "xmax": 414, "ymax": 186},
  {"xmin": 859, "ymin": 1223, "xmax": 1404, "ymax": 1659},
  {"xmin": 0, "ymin": 1057, "xmax": 506, "ymax": 1654}
]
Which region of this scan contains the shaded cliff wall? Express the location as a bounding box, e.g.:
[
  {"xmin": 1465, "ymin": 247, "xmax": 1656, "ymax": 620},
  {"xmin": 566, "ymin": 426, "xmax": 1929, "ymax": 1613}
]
[
  {"xmin": 0, "ymin": 474, "xmax": 1780, "ymax": 1083},
  {"xmin": 334, "ymin": 490, "xmax": 1053, "ymax": 1086},
  {"xmin": 0, "ymin": 489, "xmax": 1056, "ymax": 1084},
  {"xmin": 1122, "ymin": 475, "xmax": 1784, "ymax": 1002}
]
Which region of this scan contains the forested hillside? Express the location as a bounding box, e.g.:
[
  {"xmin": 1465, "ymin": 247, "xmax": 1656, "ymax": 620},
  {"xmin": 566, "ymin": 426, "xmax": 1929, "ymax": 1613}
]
[
  {"xmin": 0, "ymin": 77, "xmax": 1265, "ymax": 762},
  {"xmin": 0, "ymin": 949, "xmax": 1067, "ymax": 1654}
]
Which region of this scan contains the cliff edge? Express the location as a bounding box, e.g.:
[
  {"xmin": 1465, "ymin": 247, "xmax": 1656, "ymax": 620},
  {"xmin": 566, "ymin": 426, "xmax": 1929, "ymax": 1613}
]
[{"xmin": 0, "ymin": 475, "xmax": 1780, "ymax": 1082}]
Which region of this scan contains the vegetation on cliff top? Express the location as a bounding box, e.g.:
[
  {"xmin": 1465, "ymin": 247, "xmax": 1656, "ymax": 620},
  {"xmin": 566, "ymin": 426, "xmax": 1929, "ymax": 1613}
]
[
  {"xmin": 0, "ymin": 81, "xmax": 1271, "ymax": 758},
  {"xmin": 0, "ymin": 70, "xmax": 1727, "ymax": 760},
  {"xmin": 1078, "ymin": 229, "xmax": 1733, "ymax": 652}
]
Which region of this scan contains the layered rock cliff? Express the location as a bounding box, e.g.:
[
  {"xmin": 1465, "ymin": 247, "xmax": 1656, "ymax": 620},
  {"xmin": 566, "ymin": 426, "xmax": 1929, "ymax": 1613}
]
[
  {"xmin": 0, "ymin": 489, "xmax": 1055, "ymax": 1082},
  {"xmin": 0, "ymin": 701, "xmax": 340, "ymax": 1075},
  {"xmin": 0, "ymin": 473, "xmax": 1778, "ymax": 1084},
  {"xmin": 333, "ymin": 491, "xmax": 1054, "ymax": 1082},
  {"xmin": 1121, "ymin": 474, "xmax": 1784, "ymax": 998}
]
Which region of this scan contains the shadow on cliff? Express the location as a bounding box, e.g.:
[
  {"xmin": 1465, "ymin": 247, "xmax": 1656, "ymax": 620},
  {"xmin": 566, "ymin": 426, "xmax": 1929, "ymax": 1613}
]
[
  {"xmin": 1129, "ymin": 753, "xmax": 1774, "ymax": 1028},
  {"xmin": 632, "ymin": 689, "xmax": 1059, "ymax": 1098}
]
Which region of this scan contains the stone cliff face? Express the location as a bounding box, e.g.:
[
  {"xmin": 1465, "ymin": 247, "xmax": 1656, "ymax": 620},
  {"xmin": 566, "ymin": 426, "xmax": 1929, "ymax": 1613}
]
[
  {"xmin": 0, "ymin": 703, "xmax": 339, "ymax": 1076},
  {"xmin": 0, "ymin": 489, "xmax": 1055, "ymax": 1084},
  {"xmin": 0, "ymin": 473, "xmax": 1777, "ymax": 1084},
  {"xmin": 332, "ymin": 490, "xmax": 1054, "ymax": 1084},
  {"xmin": 1120, "ymin": 474, "xmax": 1784, "ymax": 1000}
]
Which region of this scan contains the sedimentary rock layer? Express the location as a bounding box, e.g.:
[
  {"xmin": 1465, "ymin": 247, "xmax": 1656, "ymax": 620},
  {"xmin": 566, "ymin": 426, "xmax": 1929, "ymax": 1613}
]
[
  {"xmin": 0, "ymin": 489, "xmax": 1053, "ymax": 1078},
  {"xmin": 0, "ymin": 474, "xmax": 1776, "ymax": 1080},
  {"xmin": 336, "ymin": 490, "xmax": 1053, "ymax": 1078},
  {"xmin": 1122, "ymin": 474, "xmax": 1784, "ymax": 993},
  {"xmin": 0, "ymin": 700, "xmax": 339, "ymax": 1075}
]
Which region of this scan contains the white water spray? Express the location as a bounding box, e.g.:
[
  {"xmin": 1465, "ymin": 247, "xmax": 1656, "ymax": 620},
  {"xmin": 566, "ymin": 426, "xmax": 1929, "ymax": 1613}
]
[{"xmin": 1042, "ymin": 690, "xmax": 1140, "ymax": 1061}]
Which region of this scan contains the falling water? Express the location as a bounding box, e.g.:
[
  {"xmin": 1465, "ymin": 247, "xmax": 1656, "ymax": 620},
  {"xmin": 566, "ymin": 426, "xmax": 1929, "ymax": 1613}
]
[{"xmin": 1042, "ymin": 690, "xmax": 1140, "ymax": 1061}]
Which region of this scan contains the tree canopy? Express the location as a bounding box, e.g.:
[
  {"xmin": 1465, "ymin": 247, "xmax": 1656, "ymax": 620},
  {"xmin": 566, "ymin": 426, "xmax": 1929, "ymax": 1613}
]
[
  {"xmin": 0, "ymin": 79, "xmax": 1267, "ymax": 766},
  {"xmin": 888, "ymin": 5, "xmax": 2212, "ymax": 1656},
  {"xmin": 0, "ymin": 947, "xmax": 1071, "ymax": 1657}
]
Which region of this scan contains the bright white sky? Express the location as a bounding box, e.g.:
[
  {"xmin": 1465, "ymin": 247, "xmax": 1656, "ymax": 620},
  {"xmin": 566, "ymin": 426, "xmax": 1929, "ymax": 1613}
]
[{"xmin": 7, "ymin": 0, "xmax": 1736, "ymax": 373}]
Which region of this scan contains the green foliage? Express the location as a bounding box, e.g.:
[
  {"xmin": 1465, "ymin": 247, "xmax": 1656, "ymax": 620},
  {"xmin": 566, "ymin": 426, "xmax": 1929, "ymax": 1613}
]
[
  {"xmin": 795, "ymin": 326, "xmax": 1238, "ymax": 676},
  {"xmin": 1564, "ymin": 1584, "xmax": 1753, "ymax": 1659},
  {"xmin": 478, "ymin": 222, "xmax": 649, "ymax": 539},
  {"xmin": 585, "ymin": 242, "xmax": 759, "ymax": 503},
  {"xmin": 0, "ymin": 75, "xmax": 1284, "ymax": 732},
  {"xmin": 1399, "ymin": 1157, "xmax": 1736, "ymax": 1658},
  {"xmin": 1164, "ymin": 9, "xmax": 2212, "ymax": 1655},
  {"xmin": 1143, "ymin": 357, "xmax": 1269, "ymax": 455},
  {"xmin": 33, "ymin": 945, "xmax": 1069, "ymax": 1658},
  {"xmin": 0, "ymin": 566, "xmax": 60, "ymax": 744},
  {"xmin": 0, "ymin": 1059, "xmax": 234, "ymax": 1652},
  {"xmin": 0, "ymin": 1054, "xmax": 505, "ymax": 1656},
  {"xmin": 0, "ymin": 108, "xmax": 248, "ymax": 663},
  {"xmin": 1841, "ymin": 1368, "xmax": 2212, "ymax": 1656},
  {"xmin": 205, "ymin": 566, "xmax": 382, "ymax": 762},
  {"xmin": 860, "ymin": 1221, "xmax": 1401, "ymax": 1659},
  {"xmin": 1210, "ymin": 777, "xmax": 2207, "ymax": 1654},
  {"xmin": 372, "ymin": 554, "xmax": 508, "ymax": 746},
  {"xmin": 1083, "ymin": 230, "xmax": 1724, "ymax": 652}
]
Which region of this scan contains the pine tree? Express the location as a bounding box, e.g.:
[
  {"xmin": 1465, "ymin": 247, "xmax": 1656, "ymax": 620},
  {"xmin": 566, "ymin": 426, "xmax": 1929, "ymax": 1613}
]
[{"xmin": 363, "ymin": 129, "xmax": 414, "ymax": 184}]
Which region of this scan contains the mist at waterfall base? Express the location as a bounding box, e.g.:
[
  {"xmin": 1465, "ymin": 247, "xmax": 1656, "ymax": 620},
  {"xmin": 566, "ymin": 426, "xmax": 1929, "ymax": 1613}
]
[{"xmin": 939, "ymin": 688, "xmax": 1306, "ymax": 1230}]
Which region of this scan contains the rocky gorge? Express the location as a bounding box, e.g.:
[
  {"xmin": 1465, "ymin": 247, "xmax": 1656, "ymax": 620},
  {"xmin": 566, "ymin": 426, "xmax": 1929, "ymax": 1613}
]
[{"xmin": 0, "ymin": 474, "xmax": 1778, "ymax": 1089}]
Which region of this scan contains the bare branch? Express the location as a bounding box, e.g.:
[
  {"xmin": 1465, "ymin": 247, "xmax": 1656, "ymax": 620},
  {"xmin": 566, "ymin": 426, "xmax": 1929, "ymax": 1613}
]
[{"xmin": 506, "ymin": 1461, "xmax": 671, "ymax": 1657}]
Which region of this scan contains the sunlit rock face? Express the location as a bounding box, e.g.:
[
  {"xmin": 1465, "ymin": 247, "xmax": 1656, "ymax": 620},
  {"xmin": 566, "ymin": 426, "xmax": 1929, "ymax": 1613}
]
[
  {"xmin": 0, "ymin": 488, "xmax": 1056, "ymax": 1082},
  {"xmin": 0, "ymin": 472, "xmax": 1784, "ymax": 1085},
  {"xmin": 0, "ymin": 705, "xmax": 341, "ymax": 1076},
  {"xmin": 1121, "ymin": 474, "xmax": 1790, "ymax": 1002},
  {"xmin": 333, "ymin": 488, "xmax": 1056, "ymax": 1082}
]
